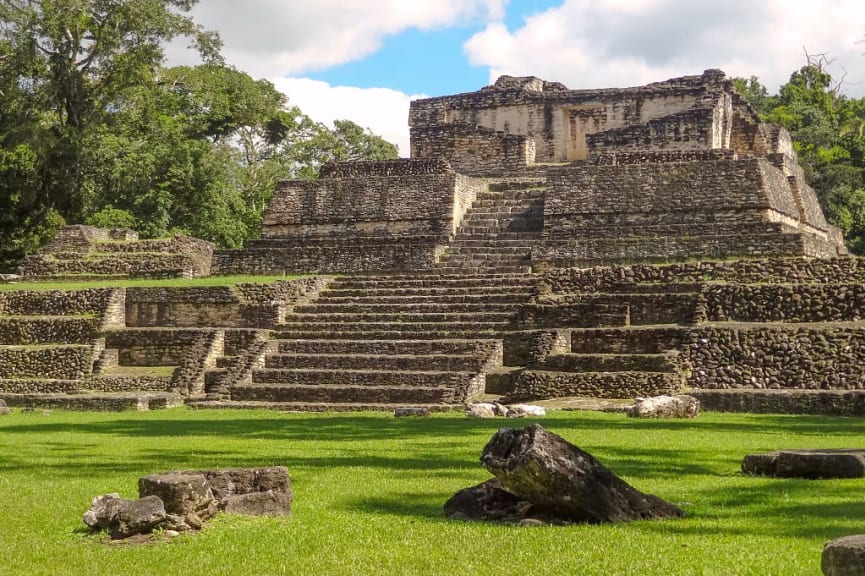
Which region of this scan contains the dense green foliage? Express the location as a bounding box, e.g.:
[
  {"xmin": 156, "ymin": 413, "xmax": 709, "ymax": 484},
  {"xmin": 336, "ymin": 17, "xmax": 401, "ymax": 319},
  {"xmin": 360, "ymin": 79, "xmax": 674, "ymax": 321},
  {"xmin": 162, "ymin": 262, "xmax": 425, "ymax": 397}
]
[
  {"xmin": 1, "ymin": 409, "xmax": 862, "ymax": 575},
  {"xmin": 0, "ymin": 0, "xmax": 397, "ymax": 270},
  {"xmin": 734, "ymin": 61, "xmax": 865, "ymax": 254}
]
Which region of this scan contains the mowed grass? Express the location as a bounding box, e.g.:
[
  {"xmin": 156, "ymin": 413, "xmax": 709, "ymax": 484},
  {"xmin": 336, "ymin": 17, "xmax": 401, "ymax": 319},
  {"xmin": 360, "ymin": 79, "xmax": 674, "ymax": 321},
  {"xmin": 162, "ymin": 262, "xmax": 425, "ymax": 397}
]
[{"xmin": 1, "ymin": 409, "xmax": 864, "ymax": 576}]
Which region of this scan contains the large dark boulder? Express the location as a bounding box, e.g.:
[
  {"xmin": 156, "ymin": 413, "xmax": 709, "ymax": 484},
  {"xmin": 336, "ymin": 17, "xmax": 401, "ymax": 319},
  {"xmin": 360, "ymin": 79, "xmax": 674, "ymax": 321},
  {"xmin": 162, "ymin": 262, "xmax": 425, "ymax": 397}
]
[
  {"xmin": 480, "ymin": 424, "xmax": 684, "ymax": 523},
  {"xmin": 823, "ymin": 534, "xmax": 865, "ymax": 576},
  {"xmin": 742, "ymin": 450, "xmax": 865, "ymax": 479},
  {"xmin": 443, "ymin": 478, "xmax": 532, "ymax": 522}
]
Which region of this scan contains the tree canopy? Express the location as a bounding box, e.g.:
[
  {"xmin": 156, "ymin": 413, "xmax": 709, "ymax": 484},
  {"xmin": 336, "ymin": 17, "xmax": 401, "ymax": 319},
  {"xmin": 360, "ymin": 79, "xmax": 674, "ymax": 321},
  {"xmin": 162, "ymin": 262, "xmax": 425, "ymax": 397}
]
[
  {"xmin": 734, "ymin": 58, "xmax": 865, "ymax": 254},
  {"xmin": 0, "ymin": 0, "xmax": 397, "ymax": 270}
]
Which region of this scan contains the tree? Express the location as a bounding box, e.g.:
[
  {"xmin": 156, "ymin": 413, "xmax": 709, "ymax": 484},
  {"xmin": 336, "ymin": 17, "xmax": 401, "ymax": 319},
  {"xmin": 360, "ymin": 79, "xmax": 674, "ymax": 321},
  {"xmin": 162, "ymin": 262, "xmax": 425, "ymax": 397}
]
[
  {"xmin": 0, "ymin": 0, "xmax": 220, "ymax": 268},
  {"xmin": 735, "ymin": 60, "xmax": 865, "ymax": 254}
]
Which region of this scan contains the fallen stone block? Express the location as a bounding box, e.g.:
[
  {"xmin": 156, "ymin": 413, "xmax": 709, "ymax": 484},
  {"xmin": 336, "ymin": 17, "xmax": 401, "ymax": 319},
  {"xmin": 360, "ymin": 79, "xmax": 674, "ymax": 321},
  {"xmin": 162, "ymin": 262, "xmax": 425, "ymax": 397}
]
[
  {"xmin": 0, "ymin": 273, "xmax": 20, "ymax": 283},
  {"xmin": 0, "ymin": 399, "xmax": 10, "ymax": 416},
  {"xmin": 465, "ymin": 403, "xmax": 498, "ymax": 418},
  {"xmin": 822, "ymin": 534, "xmax": 865, "ymax": 576},
  {"xmin": 394, "ymin": 407, "xmax": 431, "ymax": 418},
  {"xmin": 83, "ymin": 493, "xmax": 168, "ymax": 539},
  {"xmin": 480, "ymin": 424, "xmax": 684, "ymax": 523},
  {"xmin": 742, "ymin": 449, "xmax": 865, "ymax": 479},
  {"xmin": 505, "ymin": 404, "xmax": 546, "ymax": 418},
  {"xmin": 138, "ymin": 472, "xmax": 219, "ymax": 529},
  {"xmin": 627, "ymin": 394, "xmax": 699, "ymax": 418},
  {"xmin": 200, "ymin": 467, "xmax": 292, "ymax": 517}
]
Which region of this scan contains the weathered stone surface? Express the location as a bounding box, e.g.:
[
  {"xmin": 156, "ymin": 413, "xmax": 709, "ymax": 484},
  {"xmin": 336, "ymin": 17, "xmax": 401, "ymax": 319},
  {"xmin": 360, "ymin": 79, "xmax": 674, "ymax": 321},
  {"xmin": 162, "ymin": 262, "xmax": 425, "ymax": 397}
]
[
  {"xmin": 443, "ymin": 478, "xmax": 532, "ymax": 522},
  {"xmin": 505, "ymin": 404, "xmax": 546, "ymax": 418},
  {"xmin": 823, "ymin": 534, "xmax": 865, "ymax": 576},
  {"xmin": 627, "ymin": 395, "xmax": 699, "ymax": 419},
  {"xmin": 394, "ymin": 407, "xmax": 431, "ymax": 418},
  {"xmin": 481, "ymin": 424, "xmax": 684, "ymax": 523},
  {"xmin": 0, "ymin": 399, "xmax": 10, "ymax": 415},
  {"xmin": 83, "ymin": 493, "xmax": 168, "ymax": 539},
  {"xmin": 742, "ymin": 450, "xmax": 865, "ymax": 479},
  {"xmin": 0, "ymin": 273, "xmax": 20, "ymax": 283},
  {"xmin": 465, "ymin": 403, "xmax": 498, "ymax": 418},
  {"xmin": 201, "ymin": 467, "xmax": 292, "ymax": 517},
  {"xmin": 138, "ymin": 473, "xmax": 219, "ymax": 528}
]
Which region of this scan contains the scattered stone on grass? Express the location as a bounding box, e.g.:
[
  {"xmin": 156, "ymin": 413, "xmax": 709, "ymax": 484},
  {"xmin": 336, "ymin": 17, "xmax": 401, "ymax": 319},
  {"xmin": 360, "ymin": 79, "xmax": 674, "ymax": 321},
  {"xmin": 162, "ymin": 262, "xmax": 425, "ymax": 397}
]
[
  {"xmin": 466, "ymin": 402, "xmax": 544, "ymax": 418},
  {"xmin": 394, "ymin": 407, "xmax": 431, "ymax": 418},
  {"xmin": 626, "ymin": 394, "xmax": 699, "ymax": 419},
  {"xmin": 84, "ymin": 467, "xmax": 292, "ymax": 541},
  {"xmin": 822, "ymin": 534, "xmax": 865, "ymax": 576},
  {"xmin": 505, "ymin": 404, "xmax": 546, "ymax": 418},
  {"xmin": 0, "ymin": 273, "xmax": 20, "ymax": 283},
  {"xmin": 0, "ymin": 399, "xmax": 10, "ymax": 416},
  {"xmin": 445, "ymin": 424, "xmax": 684, "ymax": 525},
  {"xmin": 742, "ymin": 449, "xmax": 865, "ymax": 479}
]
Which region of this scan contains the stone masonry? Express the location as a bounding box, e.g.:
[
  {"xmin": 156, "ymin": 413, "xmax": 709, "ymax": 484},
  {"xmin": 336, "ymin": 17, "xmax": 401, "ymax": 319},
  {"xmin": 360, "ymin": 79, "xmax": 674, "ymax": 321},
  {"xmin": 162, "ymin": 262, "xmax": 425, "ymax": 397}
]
[{"xmin": 1, "ymin": 70, "xmax": 862, "ymax": 414}]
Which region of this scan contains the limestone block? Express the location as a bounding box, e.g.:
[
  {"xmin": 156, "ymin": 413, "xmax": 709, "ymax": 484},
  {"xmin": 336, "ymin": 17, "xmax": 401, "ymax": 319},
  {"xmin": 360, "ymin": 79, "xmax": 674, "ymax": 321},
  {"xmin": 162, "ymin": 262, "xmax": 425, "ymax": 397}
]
[{"xmin": 823, "ymin": 534, "xmax": 865, "ymax": 576}]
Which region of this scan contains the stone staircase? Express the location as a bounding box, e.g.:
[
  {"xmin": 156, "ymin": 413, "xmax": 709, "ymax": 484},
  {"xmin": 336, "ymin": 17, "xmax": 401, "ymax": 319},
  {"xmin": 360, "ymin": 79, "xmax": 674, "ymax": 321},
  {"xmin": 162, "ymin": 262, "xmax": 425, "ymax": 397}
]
[
  {"xmin": 204, "ymin": 272, "xmax": 541, "ymax": 411},
  {"xmin": 434, "ymin": 181, "xmax": 545, "ymax": 274}
]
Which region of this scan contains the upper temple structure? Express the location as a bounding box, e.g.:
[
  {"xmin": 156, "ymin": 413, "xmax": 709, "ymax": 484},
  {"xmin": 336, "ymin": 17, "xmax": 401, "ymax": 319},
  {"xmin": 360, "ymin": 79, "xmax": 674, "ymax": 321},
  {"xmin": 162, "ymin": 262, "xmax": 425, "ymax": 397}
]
[{"xmin": 213, "ymin": 69, "xmax": 846, "ymax": 276}]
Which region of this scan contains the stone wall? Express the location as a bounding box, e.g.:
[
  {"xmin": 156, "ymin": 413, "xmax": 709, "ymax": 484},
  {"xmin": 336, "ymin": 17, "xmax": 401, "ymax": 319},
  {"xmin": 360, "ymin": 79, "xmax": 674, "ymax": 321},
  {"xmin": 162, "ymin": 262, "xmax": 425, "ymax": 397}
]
[
  {"xmin": 541, "ymin": 258, "xmax": 865, "ymax": 293},
  {"xmin": 0, "ymin": 346, "xmax": 95, "ymax": 380},
  {"xmin": 19, "ymin": 228, "xmax": 214, "ymax": 279},
  {"xmin": 685, "ymin": 326, "xmax": 865, "ymax": 390},
  {"xmin": 410, "ymin": 123, "xmax": 535, "ymax": 175},
  {"xmin": 218, "ymin": 159, "xmax": 487, "ymax": 274},
  {"xmin": 409, "ymin": 69, "xmax": 747, "ymax": 172}
]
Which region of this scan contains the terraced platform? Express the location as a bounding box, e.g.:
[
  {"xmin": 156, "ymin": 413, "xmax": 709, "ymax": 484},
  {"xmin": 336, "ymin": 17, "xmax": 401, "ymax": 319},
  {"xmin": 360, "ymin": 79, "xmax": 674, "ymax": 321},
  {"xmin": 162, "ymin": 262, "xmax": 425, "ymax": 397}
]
[{"xmin": 194, "ymin": 272, "xmax": 540, "ymax": 411}]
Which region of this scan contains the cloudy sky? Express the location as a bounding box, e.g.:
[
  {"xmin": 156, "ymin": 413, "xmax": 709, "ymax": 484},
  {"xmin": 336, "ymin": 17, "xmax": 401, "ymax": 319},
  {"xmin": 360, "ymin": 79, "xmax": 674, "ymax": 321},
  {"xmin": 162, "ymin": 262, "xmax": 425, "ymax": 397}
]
[{"xmin": 181, "ymin": 0, "xmax": 865, "ymax": 155}]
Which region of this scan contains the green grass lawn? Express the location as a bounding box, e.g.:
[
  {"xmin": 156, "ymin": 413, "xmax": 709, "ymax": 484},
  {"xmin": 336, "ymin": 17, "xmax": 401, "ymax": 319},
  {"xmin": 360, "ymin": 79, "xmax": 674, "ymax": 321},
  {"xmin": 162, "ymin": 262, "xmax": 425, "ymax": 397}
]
[{"xmin": 1, "ymin": 409, "xmax": 863, "ymax": 576}]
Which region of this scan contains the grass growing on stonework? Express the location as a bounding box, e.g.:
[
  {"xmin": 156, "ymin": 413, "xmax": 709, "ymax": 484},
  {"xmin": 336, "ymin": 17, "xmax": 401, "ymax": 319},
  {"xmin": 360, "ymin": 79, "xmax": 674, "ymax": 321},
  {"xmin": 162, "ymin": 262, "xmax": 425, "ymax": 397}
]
[
  {"xmin": 0, "ymin": 275, "xmax": 304, "ymax": 292},
  {"xmin": 1, "ymin": 409, "xmax": 863, "ymax": 576}
]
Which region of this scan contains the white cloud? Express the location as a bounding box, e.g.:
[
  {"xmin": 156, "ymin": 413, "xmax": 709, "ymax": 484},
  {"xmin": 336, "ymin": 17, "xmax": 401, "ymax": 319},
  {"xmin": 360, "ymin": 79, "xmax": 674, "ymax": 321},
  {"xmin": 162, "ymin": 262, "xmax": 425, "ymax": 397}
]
[
  {"xmin": 188, "ymin": 0, "xmax": 508, "ymax": 78},
  {"xmin": 464, "ymin": 0, "xmax": 865, "ymax": 96},
  {"xmin": 271, "ymin": 78, "xmax": 423, "ymax": 156}
]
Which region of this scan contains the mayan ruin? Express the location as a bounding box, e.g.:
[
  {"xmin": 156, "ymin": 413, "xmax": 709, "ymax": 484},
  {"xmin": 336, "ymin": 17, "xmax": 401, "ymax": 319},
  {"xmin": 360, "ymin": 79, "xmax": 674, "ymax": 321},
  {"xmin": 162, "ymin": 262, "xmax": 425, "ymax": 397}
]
[{"xmin": 1, "ymin": 69, "xmax": 863, "ymax": 416}]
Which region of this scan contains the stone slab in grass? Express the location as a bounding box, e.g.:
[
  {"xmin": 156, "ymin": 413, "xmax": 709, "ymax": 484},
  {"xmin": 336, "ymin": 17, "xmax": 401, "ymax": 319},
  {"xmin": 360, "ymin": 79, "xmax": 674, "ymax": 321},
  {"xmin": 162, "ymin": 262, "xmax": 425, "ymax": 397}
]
[
  {"xmin": 742, "ymin": 449, "xmax": 865, "ymax": 479},
  {"xmin": 822, "ymin": 534, "xmax": 865, "ymax": 576}
]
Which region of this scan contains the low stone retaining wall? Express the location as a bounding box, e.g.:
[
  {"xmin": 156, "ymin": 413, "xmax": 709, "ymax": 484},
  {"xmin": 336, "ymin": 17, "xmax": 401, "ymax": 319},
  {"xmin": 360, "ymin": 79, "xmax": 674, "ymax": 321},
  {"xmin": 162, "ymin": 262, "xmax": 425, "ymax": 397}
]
[
  {"xmin": 0, "ymin": 317, "xmax": 102, "ymax": 345},
  {"xmin": 685, "ymin": 326, "xmax": 865, "ymax": 390},
  {"xmin": 691, "ymin": 389, "xmax": 865, "ymax": 416},
  {"xmin": 0, "ymin": 346, "xmax": 95, "ymax": 379}
]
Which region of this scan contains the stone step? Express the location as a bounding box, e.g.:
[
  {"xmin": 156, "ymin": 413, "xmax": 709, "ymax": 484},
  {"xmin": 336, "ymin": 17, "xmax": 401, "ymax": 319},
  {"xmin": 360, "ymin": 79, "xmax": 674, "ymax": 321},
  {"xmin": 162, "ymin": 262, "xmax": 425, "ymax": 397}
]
[
  {"xmin": 507, "ymin": 370, "xmax": 683, "ymax": 401},
  {"xmin": 481, "ymin": 187, "xmax": 546, "ymax": 199},
  {"xmin": 443, "ymin": 246, "xmax": 533, "ymax": 256},
  {"xmin": 273, "ymin": 328, "xmax": 509, "ymax": 340},
  {"xmin": 315, "ymin": 293, "xmax": 532, "ymax": 305},
  {"xmin": 283, "ymin": 311, "xmax": 514, "ymax": 324},
  {"xmin": 465, "ymin": 204, "xmax": 544, "ymax": 214},
  {"xmin": 0, "ymin": 316, "xmax": 101, "ymax": 345},
  {"xmin": 293, "ymin": 302, "xmax": 520, "ymax": 314},
  {"xmin": 543, "ymin": 221, "xmax": 789, "ymax": 239},
  {"xmin": 458, "ymin": 223, "xmax": 543, "ymax": 234},
  {"xmin": 187, "ymin": 400, "xmax": 461, "ymax": 413},
  {"xmin": 570, "ymin": 326, "xmax": 688, "ymax": 354},
  {"xmin": 429, "ymin": 265, "xmax": 533, "ymax": 275},
  {"xmin": 229, "ymin": 383, "xmax": 456, "ymax": 404},
  {"xmin": 537, "ymin": 353, "xmax": 678, "ymax": 373},
  {"xmin": 253, "ymin": 367, "xmax": 478, "ymax": 387},
  {"xmin": 604, "ymin": 282, "xmax": 705, "ymax": 294},
  {"xmin": 328, "ymin": 274, "xmax": 537, "ymax": 288},
  {"xmin": 452, "ymin": 232, "xmax": 542, "ymax": 242},
  {"xmin": 447, "ymin": 239, "xmax": 540, "ymax": 248},
  {"xmin": 265, "ymin": 353, "xmax": 489, "ymax": 372},
  {"xmin": 270, "ymin": 339, "xmax": 500, "ymax": 356},
  {"xmin": 279, "ymin": 320, "xmax": 512, "ymax": 333},
  {"xmin": 318, "ymin": 286, "xmax": 535, "ymax": 298}
]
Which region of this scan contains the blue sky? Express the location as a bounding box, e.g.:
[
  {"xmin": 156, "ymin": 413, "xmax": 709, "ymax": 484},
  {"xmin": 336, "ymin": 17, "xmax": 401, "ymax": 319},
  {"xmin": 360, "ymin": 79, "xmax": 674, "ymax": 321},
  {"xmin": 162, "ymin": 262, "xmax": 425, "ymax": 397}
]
[{"xmin": 185, "ymin": 0, "xmax": 865, "ymax": 155}]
